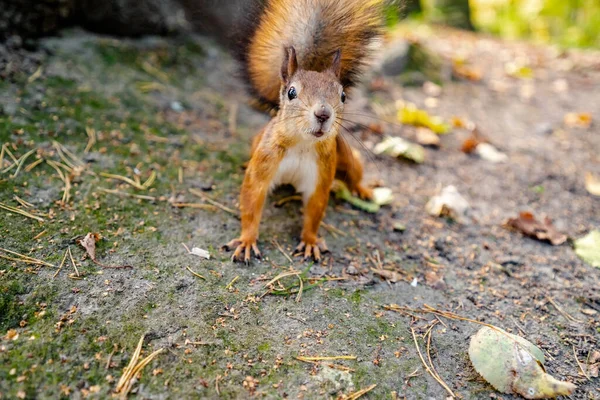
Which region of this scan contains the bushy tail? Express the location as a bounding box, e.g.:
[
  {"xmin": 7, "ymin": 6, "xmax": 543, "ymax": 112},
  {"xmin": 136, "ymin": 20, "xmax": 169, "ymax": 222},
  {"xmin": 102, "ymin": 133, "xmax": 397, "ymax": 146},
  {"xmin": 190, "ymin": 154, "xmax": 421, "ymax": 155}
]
[{"xmin": 240, "ymin": 0, "xmax": 389, "ymax": 108}]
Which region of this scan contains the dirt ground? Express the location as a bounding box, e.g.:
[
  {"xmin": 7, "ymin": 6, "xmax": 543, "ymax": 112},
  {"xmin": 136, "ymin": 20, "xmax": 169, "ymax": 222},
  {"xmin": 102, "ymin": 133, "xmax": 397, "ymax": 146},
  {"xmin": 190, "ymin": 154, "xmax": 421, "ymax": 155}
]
[{"xmin": 1, "ymin": 25, "xmax": 599, "ymax": 399}]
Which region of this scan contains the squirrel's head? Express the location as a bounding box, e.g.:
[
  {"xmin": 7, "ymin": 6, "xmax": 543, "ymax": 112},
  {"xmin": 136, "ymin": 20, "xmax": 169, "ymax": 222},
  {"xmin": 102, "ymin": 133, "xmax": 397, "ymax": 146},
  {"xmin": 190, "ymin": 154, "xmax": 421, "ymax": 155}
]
[{"xmin": 278, "ymin": 46, "xmax": 345, "ymax": 141}]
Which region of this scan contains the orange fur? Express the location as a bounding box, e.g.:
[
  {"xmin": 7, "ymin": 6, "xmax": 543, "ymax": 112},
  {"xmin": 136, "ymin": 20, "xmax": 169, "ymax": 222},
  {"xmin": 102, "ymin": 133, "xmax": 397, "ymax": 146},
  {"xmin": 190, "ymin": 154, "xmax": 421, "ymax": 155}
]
[{"xmin": 247, "ymin": 0, "xmax": 387, "ymax": 107}]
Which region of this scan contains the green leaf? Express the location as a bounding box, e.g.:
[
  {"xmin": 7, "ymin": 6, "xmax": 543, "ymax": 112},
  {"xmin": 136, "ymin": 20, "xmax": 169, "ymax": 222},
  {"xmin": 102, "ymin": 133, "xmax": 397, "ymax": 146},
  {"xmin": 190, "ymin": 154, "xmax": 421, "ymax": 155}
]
[
  {"xmin": 574, "ymin": 230, "xmax": 600, "ymax": 268},
  {"xmin": 469, "ymin": 326, "xmax": 576, "ymax": 399}
]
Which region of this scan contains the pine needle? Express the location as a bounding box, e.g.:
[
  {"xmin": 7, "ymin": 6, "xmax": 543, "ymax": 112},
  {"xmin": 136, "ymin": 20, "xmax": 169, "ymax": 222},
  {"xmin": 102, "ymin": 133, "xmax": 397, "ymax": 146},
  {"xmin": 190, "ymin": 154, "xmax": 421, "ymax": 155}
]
[
  {"xmin": 189, "ymin": 188, "xmax": 238, "ymax": 217},
  {"xmin": 24, "ymin": 158, "xmax": 44, "ymax": 172},
  {"xmin": 52, "ymin": 249, "xmax": 69, "ymax": 279},
  {"xmin": 84, "ymin": 127, "xmax": 96, "ymax": 153},
  {"xmin": 410, "ymin": 327, "xmax": 455, "ymax": 398},
  {"xmin": 0, "ymin": 202, "xmax": 44, "ymax": 222},
  {"xmin": 186, "ymin": 266, "xmax": 206, "ymax": 280},
  {"xmin": 12, "ymin": 148, "xmax": 37, "ymax": 178},
  {"xmin": 296, "ymin": 355, "xmax": 357, "ymax": 361},
  {"xmin": 0, "ymin": 247, "xmax": 55, "ymax": 267},
  {"xmin": 98, "ymin": 188, "xmax": 156, "ymax": 201},
  {"xmin": 345, "ymin": 383, "xmax": 377, "ymax": 400},
  {"xmin": 116, "ymin": 335, "xmax": 163, "ymax": 397}
]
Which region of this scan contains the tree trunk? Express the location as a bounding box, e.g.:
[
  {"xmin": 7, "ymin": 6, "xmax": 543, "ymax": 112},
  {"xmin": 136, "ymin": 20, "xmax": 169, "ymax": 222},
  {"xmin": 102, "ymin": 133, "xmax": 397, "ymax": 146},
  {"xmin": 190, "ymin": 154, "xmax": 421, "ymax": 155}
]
[{"xmin": 428, "ymin": 0, "xmax": 474, "ymax": 30}]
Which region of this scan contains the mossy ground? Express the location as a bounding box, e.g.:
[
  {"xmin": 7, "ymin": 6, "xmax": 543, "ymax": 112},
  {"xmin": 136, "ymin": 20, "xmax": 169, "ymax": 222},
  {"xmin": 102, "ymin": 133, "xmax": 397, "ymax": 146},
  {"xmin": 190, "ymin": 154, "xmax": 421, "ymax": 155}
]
[{"xmin": 1, "ymin": 27, "xmax": 599, "ymax": 399}]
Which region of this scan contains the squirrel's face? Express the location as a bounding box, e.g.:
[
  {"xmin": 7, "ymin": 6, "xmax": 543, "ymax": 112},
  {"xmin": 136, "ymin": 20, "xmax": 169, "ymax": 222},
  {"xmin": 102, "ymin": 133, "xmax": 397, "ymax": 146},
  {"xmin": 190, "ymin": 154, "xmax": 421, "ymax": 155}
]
[{"xmin": 279, "ymin": 70, "xmax": 345, "ymax": 141}]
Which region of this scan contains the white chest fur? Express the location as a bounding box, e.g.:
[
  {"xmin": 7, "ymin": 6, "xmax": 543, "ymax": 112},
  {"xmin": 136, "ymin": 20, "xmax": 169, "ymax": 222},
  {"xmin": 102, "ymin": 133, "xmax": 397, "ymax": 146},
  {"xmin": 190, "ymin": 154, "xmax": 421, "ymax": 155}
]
[{"xmin": 271, "ymin": 143, "xmax": 318, "ymax": 201}]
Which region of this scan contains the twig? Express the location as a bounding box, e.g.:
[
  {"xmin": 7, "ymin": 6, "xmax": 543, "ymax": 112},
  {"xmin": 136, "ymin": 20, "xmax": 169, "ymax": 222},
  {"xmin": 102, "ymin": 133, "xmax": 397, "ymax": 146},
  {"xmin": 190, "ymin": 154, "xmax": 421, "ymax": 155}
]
[
  {"xmin": 273, "ymin": 195, "xmax": 302, "ymax": 207},
  {"xmin": 14, "ymin": 195, "xmax": 34, "ymax": 208},
  {"xmin": 170, "ymin": 202, "xmax": 216, "ymax": 211},
  {"xmin": 53, "ymin": 249, "xmax": 69, "ymax": 279},
  {"xmin": 345, "ymin": 384, "xmax": 377, "ymax": 400},
  {"xmin": 272, "ymin": 240, "xmax": 293, "ymax": 264},
  {"xmin": 33, "ymin": 230, "xmax": 47, "ymax": 240},
  {"xmin": 0, "ymin": 202, "xmax": 44, "ymax": 222},
  {"xmin": 84, "ymin": 127, "xmax": 96, "ymax": 153},
  {"xmin": 0, "ymin": 247, "xmax": 55, "ymax": 267},
  {"xmin": 572, "ymin": 345, "xmax": 591, "ymax": 381},
  {"xmin": 547, "ymin": 297, "xmax": 582, "ymax": 323},
  {"xmin": 100, "ymin": 171, "xmax": 156, "ymax": 191},
  {"xmin": 189, "ymin": 188, "xmax": 238, "ymax": 217},
  {"xmin": 226, "ymin": 276, "xmax": 239, "ymax": 289},
  {"xmin": 215, "ymin": 375, "xmax": 221, "ymax": 396},
  {"xmin": 186, "ymin": 266, "xmax": 206, "ymax": 280},
  {"xmin": 68, "ymin": 246, "xmax": 79, "ymax": 277},
  {"xmin": 411, "ymin": 327, "xmax": 455, "ymax": 398},
  {"xmin": 296, "ymin": 355, "xmax": 357, "ymax": 361},
  {"xmin": 321, "ymin": 221, "xmax": 346, "ymax": 237},
  {"xmin": 24, "ymin": 158, "xmax": 44, "ymax": 172},
  {"xmin": 98, "ymin": 188, "xmax": 156, "ymax": 201},
  {"xmin": 12, "ymin": 148, "xmax": 37, "ymax": 178}
]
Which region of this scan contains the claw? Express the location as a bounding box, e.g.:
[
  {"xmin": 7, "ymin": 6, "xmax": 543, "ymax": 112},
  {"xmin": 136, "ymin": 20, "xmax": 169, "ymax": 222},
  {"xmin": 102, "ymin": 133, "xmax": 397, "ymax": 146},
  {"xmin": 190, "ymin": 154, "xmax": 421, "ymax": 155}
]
[
  {"xmin": 225, "ymin": 238, "xmax": 261, "ymax": 263},
  {"xmin": 294, "ymin": 238, "xmax": 329, "ymax": 262}
]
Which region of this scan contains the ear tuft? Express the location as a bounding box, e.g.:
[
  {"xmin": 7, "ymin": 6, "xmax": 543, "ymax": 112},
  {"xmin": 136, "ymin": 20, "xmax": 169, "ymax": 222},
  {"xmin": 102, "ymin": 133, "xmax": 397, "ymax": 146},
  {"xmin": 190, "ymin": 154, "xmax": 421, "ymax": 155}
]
[
  {"xmin": 329, "ymin": 49, "xmax": 342, "ymax": 79},
  {"xmin": 280, "ymin": 46, "xmax": 298, "ymax": 83}
]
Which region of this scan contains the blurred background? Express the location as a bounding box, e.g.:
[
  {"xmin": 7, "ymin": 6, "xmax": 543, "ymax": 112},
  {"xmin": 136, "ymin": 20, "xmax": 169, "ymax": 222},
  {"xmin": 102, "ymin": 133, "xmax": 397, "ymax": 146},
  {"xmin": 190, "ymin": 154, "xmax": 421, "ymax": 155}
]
[{"xmin": 2, "ymin": 0, "xmax": 598, "ymax": 48}]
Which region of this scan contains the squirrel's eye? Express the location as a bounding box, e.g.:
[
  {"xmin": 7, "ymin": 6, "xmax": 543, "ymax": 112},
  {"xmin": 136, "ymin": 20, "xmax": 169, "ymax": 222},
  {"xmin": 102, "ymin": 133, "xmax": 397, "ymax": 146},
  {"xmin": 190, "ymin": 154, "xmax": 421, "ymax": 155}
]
[
  {"xmin": 341, "ymin": 91, "xmax": 346, "ymax": 103},
  {"xmin": 287, "ymin": 87, "xmax": 297, "ymax": 100}
]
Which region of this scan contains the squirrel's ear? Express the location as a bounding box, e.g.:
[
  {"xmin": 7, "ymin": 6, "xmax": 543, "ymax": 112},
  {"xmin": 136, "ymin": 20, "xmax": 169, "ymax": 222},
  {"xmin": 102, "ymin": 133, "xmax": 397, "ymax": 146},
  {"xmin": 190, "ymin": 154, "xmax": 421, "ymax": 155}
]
[
  {"xmin": 329, "ymin": 49, "xmax": 342, "ymax": 79},
  {"xmin": 281, "ymin": 46, "xmax": 298, "ymax": 83}
]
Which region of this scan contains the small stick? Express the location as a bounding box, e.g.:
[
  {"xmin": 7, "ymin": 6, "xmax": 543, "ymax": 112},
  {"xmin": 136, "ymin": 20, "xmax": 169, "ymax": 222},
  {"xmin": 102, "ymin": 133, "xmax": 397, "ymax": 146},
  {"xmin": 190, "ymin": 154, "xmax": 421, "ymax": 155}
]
[
  {"xmin": 12, "ymin": 148, "xmax": 37, "ymax": 178},
  {"xmin": 178, "ymin": 167, "xmax": 183, "ymax": 184},
  {"xmin": 67, "ymin": 246, "xmax": 79, "ymax": 277},
  {"xmin": 14, "ymin": 196, "xmax": 34, "ymax": 208},
  {"xmin": 215, "ymin": 375, "xmax": 221, "ymax": 396},
  {"xmin": 33, "ymin": 229, "xmax": 47, "ymax": 240},
  {"xmin": 24, "ymin": 158, "xmax": 44, "ymax": 173},
  {"xmin": 346, "ymin": 383, "xmax": 377, "ymax": 400},
  {"xmin": 225, "ymin": 276, "xmax": 239, "ymax": 289},
  {"xmin": 52, "ymin": 249, "xmax": 69, "ymax": 279},
  {"xmin": 573, "ymin": 345, "xmax": 591, "ymax": 381},
  {"xmin": 547, "ymin": 297, "xmax": 582, "ymax": 323},
  {"xmin": 0, "ymin": 247, "xmax": 55, "ymax": 267},
  {"xmin": 411, "ymin": 327, "xmax": 455, "ymax": 398},
  {"xmin": 100, "ymin": 172, "xmax": 146, "ymax": 190},
  {"xmin": 0, "ymin": 202, "xmax": 44, "ymax": 222},
  {"xmin": 84, "ymin": 127, "xmax": 96, "ymax": 153},
  {"xmin": 106, "ymin": 346, "xmax": 116, "ymax": 370},
  {"xmin": 272, "ymin": 240, "xmax": 293, "ymax": 264},
  {"xmin": 273, "ymin": 195, "xmax": 302, "ymax": 207},
  {"xmin": 186, "ymin": 266, "xmax": 206, "ymax": 280},
  {"xmin": 296, "ymin": 355, "xmax": 357, "ymax": 361},
  {"xmin": 98, "ymin": 188, "xmax": 156, "ymax": 201},
  {"xmin": 321, "ymin": 221, "xmax": 346, "ymax": 237},
  {"xmin": 171, "ymin": 202, "xmax": 216, "ymax": 211},
  {"xmin": 189, "ymin": 188, "xmax": 238, "ymax": 217}
]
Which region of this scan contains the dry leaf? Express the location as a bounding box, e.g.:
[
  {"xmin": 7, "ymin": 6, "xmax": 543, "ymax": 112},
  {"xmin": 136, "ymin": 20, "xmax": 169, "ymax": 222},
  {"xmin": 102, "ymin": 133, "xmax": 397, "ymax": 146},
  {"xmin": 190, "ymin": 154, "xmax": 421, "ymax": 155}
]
[
  {"xmin": 373, "ymin": 136, "xmax": 425, "ymax": 164},
  {"xmin": 469, "ymin": 326, "xmax": 575, "ymax": 399},
  {"xmin": 574, "ymin": 230, "xmax": 600, "ymax": 268},
  {"xmin": 425, "ymin": 185, "xmax": 470, "ymax": 222},
  {"xmin": 564, "ymin": 112, "xmax": 592, "ymax": 128},
  {"xmin": 416, "ymin": 128, "xmax": 441, "ymax": 147},
  {"xmin": 585, "ymin": 173, "xmax": 600, "ymax": 196},
  {"xmin": 505, "ymin": 212, "xmax": 567, "ymax": 246},
  {"xmin": 372, "ymin": 268, "xmax": 403, "ymax": 283},
  {"xmin": 475, "ymin": 143, "xmax": 508, "ymax": 163},
  {"xmin": 424, "ymin": 271, "xmax": 446, "ymax": 289},
  {"xmin": 78, "ymin": 232, "xmax": 132, "ymax": 269}
]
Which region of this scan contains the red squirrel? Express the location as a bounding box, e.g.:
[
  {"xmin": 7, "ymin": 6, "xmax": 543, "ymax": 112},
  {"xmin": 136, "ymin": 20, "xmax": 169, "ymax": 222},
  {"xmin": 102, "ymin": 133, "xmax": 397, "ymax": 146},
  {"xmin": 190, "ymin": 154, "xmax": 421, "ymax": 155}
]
[{"xmin": 224, "ymin": 0, "xmax": 389, "ymax": 263}]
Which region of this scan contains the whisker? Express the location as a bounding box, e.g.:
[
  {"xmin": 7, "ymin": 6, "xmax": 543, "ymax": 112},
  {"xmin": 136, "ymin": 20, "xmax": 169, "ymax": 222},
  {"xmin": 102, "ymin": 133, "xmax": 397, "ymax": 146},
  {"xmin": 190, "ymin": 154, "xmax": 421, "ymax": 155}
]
[{"xmin": 334, "ymin": 120, "xmax": 381, "ymax": 174}]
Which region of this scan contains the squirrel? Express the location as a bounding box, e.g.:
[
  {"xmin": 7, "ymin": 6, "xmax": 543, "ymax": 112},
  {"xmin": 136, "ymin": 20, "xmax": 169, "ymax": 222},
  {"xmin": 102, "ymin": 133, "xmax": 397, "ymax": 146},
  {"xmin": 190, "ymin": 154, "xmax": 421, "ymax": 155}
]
[{"xmin": 224, "ymin": 0, "xmax": 389, "ymax": 263}]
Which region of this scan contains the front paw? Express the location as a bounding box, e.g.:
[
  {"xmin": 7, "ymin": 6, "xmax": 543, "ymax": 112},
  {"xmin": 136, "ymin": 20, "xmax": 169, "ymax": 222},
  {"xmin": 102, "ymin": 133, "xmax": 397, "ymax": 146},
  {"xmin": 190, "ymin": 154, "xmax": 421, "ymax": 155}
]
[
  {"xmin": 223, "ymin": 238, "xmax": 261, "ymax": 264},
  {"xmin": 294, "ymin": 238, "xmax": 329, "ymax": 262},
  {"xmin": 355, "ymin": 185, "xmax": 373, "ymax": 201}
]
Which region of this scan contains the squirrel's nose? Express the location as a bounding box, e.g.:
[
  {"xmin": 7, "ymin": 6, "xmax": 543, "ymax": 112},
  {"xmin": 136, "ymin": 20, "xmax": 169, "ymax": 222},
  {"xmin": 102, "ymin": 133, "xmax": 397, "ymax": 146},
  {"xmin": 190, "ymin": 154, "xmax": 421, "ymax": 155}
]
[{"xmin": 314, "ymin": 107, "xmax": 331, "ymax": 124}]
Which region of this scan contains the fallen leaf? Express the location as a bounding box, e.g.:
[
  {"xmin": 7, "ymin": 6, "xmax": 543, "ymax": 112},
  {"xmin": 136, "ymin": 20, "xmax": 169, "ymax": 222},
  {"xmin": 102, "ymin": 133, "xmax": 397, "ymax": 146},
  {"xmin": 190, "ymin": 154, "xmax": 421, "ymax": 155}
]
[
  {"xmin": 475, "ymin": 143, "xmax": 508, "ymax": 163},
  {"xmin": 453, "ymin": 62, "xmax": 483, "ymax": 81},
  {"xmin": 78, "ymin": 232, "xmax": 132, "ymax": 269},
  {"xmin": 564, "ymin": 112, "xmax": 592, "ymax": 128},
  {"xmin": 373, "ymin": 136, "xmax": 425, "ymax": 164},
  {"xmin": 585, "ymin": 173, "xmax": 600, "ymax": 196},
  {"xmin": 415, "ymin": 128, "xmax": 441, "ymax": 147},
  {"xmin": 574, "ymin": 230, "xmax": 600, "ymax": 268},
  {"xmin": 461, "ymin": 137, "xmax": 481, "ymax": 154},
  {"xmin": 371, "ymin": 268, "xmax": 403, "ymax": 283},
  {"xmin": 332, "ymin": 181, "xmax": 380, "ymax": 213},
  {"xmin": 505, "ymin": 212, "xmax": 567, "ymax": 246},
  {"xmin": 469, "ymin": 326, "xmax": 575, "ymax": 399},
  {"xmin": 424, "ymin": 270, "xmax": 445, "ymax": 289},
  {"xmin": 79, "ymin": 232, "xmax": 100, "ymax": 261},
  {"xmin": 425, "ymin": 185, "xmax": 470, "ymax": 222},
  {"xmin": 372, "ymin": 187, "xmax": 394, "ymax": 206},
  {"xmin": 399, "ymin": 103, "xmax": 450, "ymax": 134}
]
